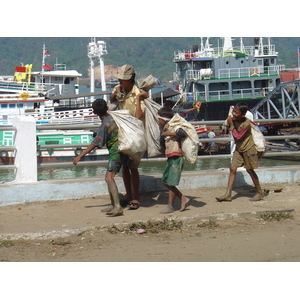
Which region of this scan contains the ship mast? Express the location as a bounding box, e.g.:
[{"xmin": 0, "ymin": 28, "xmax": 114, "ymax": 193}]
[
  {"xmin": 41, "ymin": 44, "xmax": 50, "ymax": 91},
  {"xmin": 87, "ymin": 38, "xmax": 108, "ymax": 101}
]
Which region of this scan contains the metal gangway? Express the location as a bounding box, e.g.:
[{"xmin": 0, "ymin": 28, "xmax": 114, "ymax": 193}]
[{"xmin": 252, "ymin": 79, "xmax": 300, "ymax": 120}]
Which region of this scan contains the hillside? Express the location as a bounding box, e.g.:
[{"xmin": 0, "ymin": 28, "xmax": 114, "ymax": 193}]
[{"xmin": 1, "ymin": 37, "xmax": 300, "ymax": 82}]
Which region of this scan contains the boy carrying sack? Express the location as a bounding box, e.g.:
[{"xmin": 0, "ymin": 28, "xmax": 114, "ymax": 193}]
[
  {"xmin": 216, "ymin": 102, "xmax": 264, "ymax": 202},
  {"xmin": 157, "ymin": 106, "xmax": 193, "ymax": 214}
]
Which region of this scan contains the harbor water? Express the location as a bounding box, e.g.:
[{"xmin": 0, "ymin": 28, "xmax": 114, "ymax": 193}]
[
  {"xmin": 2, "ymin": 157, "xmax": 300, "ymax": 182},
  {"xmin": 36, "ymin": 157, "xmax": 300, "ymax": 181}
]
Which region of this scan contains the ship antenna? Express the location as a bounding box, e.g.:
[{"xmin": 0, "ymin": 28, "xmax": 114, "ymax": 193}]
[{"xmin": 41, "ymin": 44, "xmax": 45, "ymax": 91}]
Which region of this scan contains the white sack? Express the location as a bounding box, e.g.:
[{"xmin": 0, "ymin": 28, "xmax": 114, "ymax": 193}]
[
  {"xmin": 167, "ymin": 113, "xmax": 199, "ymax": 164},
  {"xmin": 144, "ymin": 98, "xmax": 164, "ymax": 157},
  {"xmin": 109, "ymin": 110, "xmax": 146, "ymax": 162}
]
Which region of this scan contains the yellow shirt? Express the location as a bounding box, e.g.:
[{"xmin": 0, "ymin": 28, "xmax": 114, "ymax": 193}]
[{"xmin": 112, "ymin": 85, "xmax": 145, "ymax": 123}]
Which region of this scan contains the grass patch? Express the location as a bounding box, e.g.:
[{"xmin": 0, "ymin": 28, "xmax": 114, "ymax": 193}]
[
  {"xmin": 0, "ymin": 241, "xmax": 14, "ymax": 247},
  {"xmin": 50, "ymin": 240, "xmax": 72, "ymax": 246},
  {"xmin": 197, "ymin": 219, "xmax": 219, "ymax": 229},
  {"xmin": 107, "ymin": 218, "xmax": 183, "ymax": 234},
  {"xmin": 259, "ymin": 211, "xmax": 293, "ymax": 222}
]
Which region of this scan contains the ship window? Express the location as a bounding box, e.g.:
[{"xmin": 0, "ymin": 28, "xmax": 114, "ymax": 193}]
[
  {"xmin": 63, "ymin": 137, "xmax": 72, "ymax": 144},
  {"xmin": 226, "ymin": 61, "xmax": 229, "ymax": 64},
  {"xmin": 81, "ymin": 135, "xmax": 90, "ymax": 143},
  {"xmin": 1, "ymin": 104, "xmax": 8, "ymax": 108},
  {"xmin": 241, "ymin": 60, "xmax": 244, "ymax": 64},
  {"xmin": 9, "ymin": 104, "xmax": 15, "ymax": 108}
]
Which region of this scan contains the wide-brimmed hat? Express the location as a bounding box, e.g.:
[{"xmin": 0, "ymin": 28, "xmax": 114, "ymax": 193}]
[{"xmin": 116, "ymin": 64, "xmax": 135, "ymax": 80}]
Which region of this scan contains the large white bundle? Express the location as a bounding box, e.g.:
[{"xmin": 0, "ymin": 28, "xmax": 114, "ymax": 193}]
[
  {"xmin": 167, "ymin": 113, "xmax": 199, "ymax": 164},
  {"xmin": 250, "ymin": 121, "xmax": 266, "ymax": 153},
  {"xmin": 109, "ymin": 110, "xmax": 146, "ymax": 162},
  {"xmin": 144, "ymin": 98, "xmax": 164, "ymax": 157}
]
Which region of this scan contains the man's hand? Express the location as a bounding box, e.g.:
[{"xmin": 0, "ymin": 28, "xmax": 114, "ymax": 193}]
[
  {"xmin": 226, "ymin": 116, "xmax": 234, "ymax": 126},
  {"xmin": 73, "ymin": 156, "xmax": 81, "ymax": 165}
]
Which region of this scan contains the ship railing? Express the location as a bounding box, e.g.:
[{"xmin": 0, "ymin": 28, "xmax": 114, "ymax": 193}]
[
  {"xmin": 25, "ymin": 107, "xmax": 98, "ymax": 123},
  {"xmin": 174, "ymin": 50, "xmax": 216, "ymax": 61},
  {"xmin": 1, "ymin": 117, "xmax": 300, "ymax": 184},
  {"xmin": 0, "ymin": 80, "xmax": 81, "ymax": 96},
  {"xmin": 0, "ymin": 80, "xmax": 57, "ymax": 94},
  {"xmin": 218, "ymin": 65, "xmax": 285, "ymax": 79},
  {"xmin": 173, "ymin": 44, "xmax": 279, "ymax": 61},
  {"xmin": 181, "ymin": 86, "xmax": 271, "ymax": 102},
  {"xmin": 182, "ymin": 65, "xmax": 285, "ymax": 82}
]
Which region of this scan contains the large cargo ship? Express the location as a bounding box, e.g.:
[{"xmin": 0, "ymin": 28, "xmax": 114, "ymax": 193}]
[{"xmin": 173, "ymin": 37, "xmax": 285, "ymax": 120}]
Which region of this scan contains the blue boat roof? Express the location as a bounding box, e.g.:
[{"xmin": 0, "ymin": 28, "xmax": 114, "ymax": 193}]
[{"xmin": 190, "ymin": 57, "xmax": 213, "ymax": 61}]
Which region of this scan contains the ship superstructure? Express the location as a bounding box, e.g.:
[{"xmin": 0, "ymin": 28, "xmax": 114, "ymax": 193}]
[{"xmin": 173, "ymin": 37, "xmax": 285, "ymax": 120}]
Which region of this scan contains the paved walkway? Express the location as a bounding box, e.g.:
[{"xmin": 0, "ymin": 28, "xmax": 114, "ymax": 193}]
[{"xmin": 0, "ymin": 181, "xmax": 299, "ymax": 240}]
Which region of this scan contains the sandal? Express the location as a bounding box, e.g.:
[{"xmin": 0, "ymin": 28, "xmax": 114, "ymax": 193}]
[{"xmin": 128, "ymin": 201, "xmax": 140, "ymax": 210}]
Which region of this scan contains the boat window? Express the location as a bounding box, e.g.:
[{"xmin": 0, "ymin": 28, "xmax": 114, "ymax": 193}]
[
  {"xmin": 9, "ymin": 104, "xmax": 15, "ymax": 108},
  {"xmin": 1, "ymin": 104, "xmax": 8, "ymax": 109},
  {"xmin": 64, "ymin": 77, "xmax": 70, "ymax": 84},
  {"xmin": 63, "ymin": 137, "xmax": 72, "ymax": 144},
  {"xmin": 81, "ymin": 135, "xmax": 90, "ymax": 143}
]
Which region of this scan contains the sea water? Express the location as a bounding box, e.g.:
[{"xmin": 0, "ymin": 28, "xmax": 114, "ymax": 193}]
[
  {"xmin": 37, "ymin": 157, "xmax": 300, "ymax": 181},
  {"xmin": 2, "ymin": 157, "xmax": 300, "ymax": 182}
]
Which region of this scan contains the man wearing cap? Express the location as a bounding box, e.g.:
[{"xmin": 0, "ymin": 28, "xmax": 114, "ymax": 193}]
[{"xmin": 110, "ymin": 64, "xmax": 148, "ymax": 210}]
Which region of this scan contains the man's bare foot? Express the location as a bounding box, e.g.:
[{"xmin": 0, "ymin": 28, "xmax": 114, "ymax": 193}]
[
  {"xmin": 106, "ymin": 207, "xmax": 123, "ymax": 216},
  {"xmin": 250, "ymin": 192, "xmax": 264, "ymax": 201},
  {"xmin": 101, "ymin": 205, "xmax": 113, "ymax": 213},
  {"xmin": 215, "ymin": 194, "xmax": 232, "ymax": 202},
  {"xmin": 179, "ymin": 196, "xmax": 190, "ymax": 212},
  {"xmin": 160, "ymin": 204, "xmax": 174, "ymax": 214}
]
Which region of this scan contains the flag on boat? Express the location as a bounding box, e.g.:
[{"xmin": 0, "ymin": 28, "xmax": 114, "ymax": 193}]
[
  {"xmin": 45, "ymin": 49, "xmax": 50, "ymax": 54},
  {"xmin": 15, "ymin": 66, "xmax": 26, "ymax": 72},
  {"xmin": 43, "ymin": 63, "xmax": 52, "ymax": 70},
  {"xmin": 298, "ymin": 47, "xmax": 300, "ymax": 57}
]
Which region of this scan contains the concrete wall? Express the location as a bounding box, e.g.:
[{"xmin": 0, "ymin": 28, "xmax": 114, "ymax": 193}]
[{"xmin": 0, "ymin": 165, "xmax": 299, "ymax": 207}]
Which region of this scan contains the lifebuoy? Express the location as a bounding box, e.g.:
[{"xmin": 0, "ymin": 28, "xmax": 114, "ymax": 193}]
[{"xmin": 250, "ymin": 68, "xmax": 258, "ymax": 76}]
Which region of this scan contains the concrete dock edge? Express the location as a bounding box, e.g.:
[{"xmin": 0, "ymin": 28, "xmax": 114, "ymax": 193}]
[{"xmin": 1, "ymin": 165, "xmax": 299, "ymax": 207}]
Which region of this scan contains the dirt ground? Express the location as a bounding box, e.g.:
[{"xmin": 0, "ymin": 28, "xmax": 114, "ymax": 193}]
[
  {"xmin": 0, "ymin": 182, "xmax": 300, "ymax": 262},
  {"xmin": 1, "ymin": 212, "xmax": 299, "ymax": 262}
]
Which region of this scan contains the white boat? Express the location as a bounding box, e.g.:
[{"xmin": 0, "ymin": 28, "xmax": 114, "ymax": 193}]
[{"xmin": 0, "ymin": 42, "xmax": 112, "ymax": 164}]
